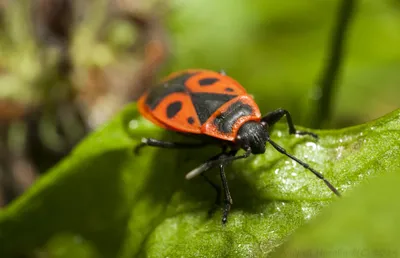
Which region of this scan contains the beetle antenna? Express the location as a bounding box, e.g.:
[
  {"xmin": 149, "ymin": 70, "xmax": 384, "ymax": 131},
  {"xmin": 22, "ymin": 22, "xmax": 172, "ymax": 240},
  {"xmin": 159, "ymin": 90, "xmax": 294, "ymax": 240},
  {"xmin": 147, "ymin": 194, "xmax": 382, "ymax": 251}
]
[{"xmin": 267, "ymin": 138, "xmax": 341, "ymax": 197}]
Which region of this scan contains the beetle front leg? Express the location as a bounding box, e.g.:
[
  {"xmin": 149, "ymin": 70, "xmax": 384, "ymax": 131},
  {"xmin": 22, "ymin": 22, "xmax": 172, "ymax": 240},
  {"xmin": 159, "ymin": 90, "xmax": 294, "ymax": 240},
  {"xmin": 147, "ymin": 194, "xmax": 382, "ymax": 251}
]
[
  {"xmin": 219, "ymin": 164, "xmax": 233, "ymax": 224},
  {"xmin": 201, "ymin": 174, "xmax": 222, "ymax": 217},
  {"xmin": 261, "ymin": 108, "xmax": 318, "ymax": 139}
]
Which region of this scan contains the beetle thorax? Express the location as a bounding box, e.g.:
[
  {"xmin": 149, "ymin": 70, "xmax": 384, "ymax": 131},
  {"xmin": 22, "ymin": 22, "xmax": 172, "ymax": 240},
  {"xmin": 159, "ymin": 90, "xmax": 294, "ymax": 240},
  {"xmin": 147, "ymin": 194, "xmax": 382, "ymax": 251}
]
[{"xmin": 236, "ymin": 121, "xmax": 268, "ymax": 154}]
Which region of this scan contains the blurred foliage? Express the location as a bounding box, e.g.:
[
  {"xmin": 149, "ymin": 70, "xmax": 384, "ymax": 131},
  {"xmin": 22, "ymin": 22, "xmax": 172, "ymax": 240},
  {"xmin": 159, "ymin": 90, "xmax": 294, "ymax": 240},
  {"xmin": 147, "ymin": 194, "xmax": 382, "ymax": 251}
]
[
  {"xmin": 166, "ymin": 0, "xmax": 400, "ymax": 127},
  {"xmin": 0, "ymin": 105, "xmax": 399, "ymax": 256},
  {"xmin": 0, "ymin": 0, "xmax": 164, "ymax": 204}
]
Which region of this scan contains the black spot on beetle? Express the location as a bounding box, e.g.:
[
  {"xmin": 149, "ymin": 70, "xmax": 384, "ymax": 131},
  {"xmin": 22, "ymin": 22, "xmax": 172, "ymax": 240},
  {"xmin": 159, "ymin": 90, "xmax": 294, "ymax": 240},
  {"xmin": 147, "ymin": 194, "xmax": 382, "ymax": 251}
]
[
  {"xmin": 199, "ymin": 78, "xmax": 219, "ymax": 86},
  {"xmin": 225, "ymin": 87, "xmax": 234, "ymax": 92},
  {"xmin": 191, "ymin": 93, "xmax": 237, "ymax": 124},
  {"xmin": 166, "ymin": 101, "xmax": 182, "ymax": 119},
  {"xmin": 187, "ymin": 117, "xmax": 195, "ymax": 124},
  {"xmin": 146, "ymin": 72, "xmax": 197, "ymax": 110}
]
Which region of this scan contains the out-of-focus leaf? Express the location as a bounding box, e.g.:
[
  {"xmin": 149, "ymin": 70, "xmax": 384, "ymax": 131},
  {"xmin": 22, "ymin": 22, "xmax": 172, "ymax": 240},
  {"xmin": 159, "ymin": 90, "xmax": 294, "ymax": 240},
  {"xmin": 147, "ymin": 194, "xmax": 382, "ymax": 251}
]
[{"xmin": 271, "ymin": 168, "xmax": 400, "ymax": 258}]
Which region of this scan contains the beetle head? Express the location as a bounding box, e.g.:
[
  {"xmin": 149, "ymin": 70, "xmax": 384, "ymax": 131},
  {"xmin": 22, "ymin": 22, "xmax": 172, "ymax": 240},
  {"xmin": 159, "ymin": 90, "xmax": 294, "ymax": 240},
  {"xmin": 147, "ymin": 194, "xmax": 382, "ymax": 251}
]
[{"xmin": 236, "ymin": 121, "xmax": 268, "ymax": 154}]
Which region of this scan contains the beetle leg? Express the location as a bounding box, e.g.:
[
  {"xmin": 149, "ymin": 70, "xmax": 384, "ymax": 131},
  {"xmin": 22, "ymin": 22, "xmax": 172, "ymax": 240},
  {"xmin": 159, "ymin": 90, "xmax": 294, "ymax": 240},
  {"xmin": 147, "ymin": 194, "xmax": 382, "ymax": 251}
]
[
  {"xmin": 201, "ymin": 174, "xmax": 222, "ymax": 217},
  {"xmin": 261, "ymin": 108, "xmax": 318, "ymax": 139},
  {"xmin": 185, "ymin": 149, "xmax": 251, "ymax": 224},
  {"xmin": 185, "ymin": 149, "xmax": 250, "ymax": 180},
  {"xmin": 134, "ymin": 138, "xmax": 210, "ymax": 154},
  {"xmin": 199, "ymin": 147, "xmax": 236, "ymax": 218},
  {"xmin": 219, "ymin": 163, "xmax": 233, "ymax": 224}
]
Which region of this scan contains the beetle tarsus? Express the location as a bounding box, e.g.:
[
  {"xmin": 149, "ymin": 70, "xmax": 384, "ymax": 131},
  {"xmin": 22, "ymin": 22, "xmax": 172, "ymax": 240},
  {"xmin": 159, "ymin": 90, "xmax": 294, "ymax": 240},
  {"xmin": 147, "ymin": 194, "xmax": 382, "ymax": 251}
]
[{"xmin": 294, "ymin": 130, "xmax": 319, "ymax": 140}]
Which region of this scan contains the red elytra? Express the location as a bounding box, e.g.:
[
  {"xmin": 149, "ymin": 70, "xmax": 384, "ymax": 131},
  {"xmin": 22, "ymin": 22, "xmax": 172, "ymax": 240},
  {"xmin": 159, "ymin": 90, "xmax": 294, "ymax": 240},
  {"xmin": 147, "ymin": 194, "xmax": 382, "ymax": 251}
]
[{"xmin": 138, "ymin": 69, "xmax": 261, "ymax": 141}]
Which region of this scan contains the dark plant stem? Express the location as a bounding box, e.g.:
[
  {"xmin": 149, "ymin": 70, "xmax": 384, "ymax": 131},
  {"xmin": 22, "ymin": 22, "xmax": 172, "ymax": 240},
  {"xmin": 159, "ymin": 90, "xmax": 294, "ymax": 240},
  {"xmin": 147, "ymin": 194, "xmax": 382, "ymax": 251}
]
[{"xmin": 312, "ymin": 0, "xmax": 357, "ymax": 128}]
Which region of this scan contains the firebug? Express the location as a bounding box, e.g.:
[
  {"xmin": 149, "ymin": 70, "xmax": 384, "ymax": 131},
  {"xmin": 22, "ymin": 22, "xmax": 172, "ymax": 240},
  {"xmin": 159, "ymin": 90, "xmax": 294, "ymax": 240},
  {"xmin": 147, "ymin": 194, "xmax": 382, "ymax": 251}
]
[{"xmin": 135, "ymin": 69, "xmax": 340, "ymax": 224}]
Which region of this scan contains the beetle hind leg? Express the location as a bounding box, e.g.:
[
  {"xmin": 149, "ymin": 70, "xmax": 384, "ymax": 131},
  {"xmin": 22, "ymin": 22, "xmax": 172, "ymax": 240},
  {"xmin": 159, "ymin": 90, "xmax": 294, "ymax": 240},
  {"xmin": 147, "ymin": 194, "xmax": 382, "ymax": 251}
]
[{"xmin": 134, "ymin": 138, "xmax": 210, "ymax": 154}]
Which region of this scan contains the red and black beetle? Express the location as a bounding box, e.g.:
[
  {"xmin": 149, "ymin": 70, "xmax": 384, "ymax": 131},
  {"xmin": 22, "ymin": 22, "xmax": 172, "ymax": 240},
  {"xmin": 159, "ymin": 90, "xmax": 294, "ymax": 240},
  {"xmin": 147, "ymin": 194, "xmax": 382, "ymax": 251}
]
[{"xmin": 136, "ymin": 69, "xmax": 340, "ymax": 224}]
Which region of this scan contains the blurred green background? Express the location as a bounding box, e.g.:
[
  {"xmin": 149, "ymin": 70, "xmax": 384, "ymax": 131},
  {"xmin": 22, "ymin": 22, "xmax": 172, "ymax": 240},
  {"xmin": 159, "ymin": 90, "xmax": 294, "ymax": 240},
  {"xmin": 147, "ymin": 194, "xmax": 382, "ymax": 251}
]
[{"xmin": 166, "ymin": 0, "xmax": 400, "ymax": 127}]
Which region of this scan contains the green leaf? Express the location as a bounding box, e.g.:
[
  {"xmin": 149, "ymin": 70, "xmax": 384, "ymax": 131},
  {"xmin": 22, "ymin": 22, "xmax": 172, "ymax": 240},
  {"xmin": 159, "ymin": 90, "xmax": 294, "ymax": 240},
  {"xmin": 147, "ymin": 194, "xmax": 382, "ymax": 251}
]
[
  {"xmin": 0, "ymin": 105, "xmax": 399, "ymax": 257},
  {"xmin": 271, "ymin": 167, "xmax": 400, "ymax": 258}
]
